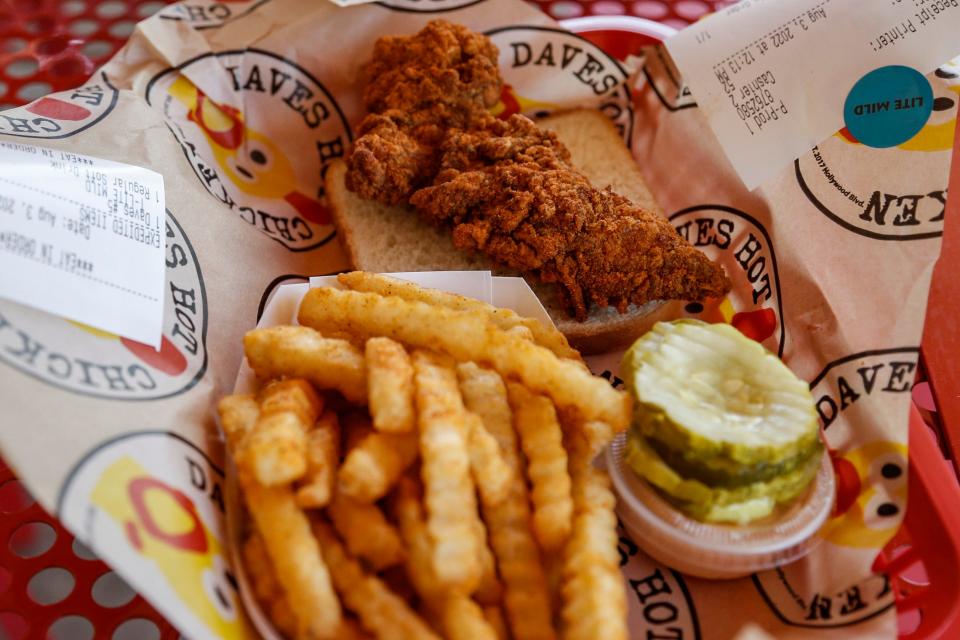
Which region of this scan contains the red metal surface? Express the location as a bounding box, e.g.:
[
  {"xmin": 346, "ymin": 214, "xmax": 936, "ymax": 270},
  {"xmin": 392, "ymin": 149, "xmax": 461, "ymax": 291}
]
[
  {"xmin": 874, "ymin": 408, "xmax": 960, "ymax": 640},
  {"xmin": 0, "ymin": 458, "xmax": 179, "ymax": 639},
  {"xmin": 0, "ymin": 0, "xmax": 170, "ymax": 110},
  {"xmin": 922, "ymin": 125, "xmax": 960, "ymax": 479},
  {"xmin": 536, "ymin": 0, "xmax": 733, "ymax": 26},
  {"xmin": 0, "ymin": 1, "xmax": 957, "ymax": 639}
]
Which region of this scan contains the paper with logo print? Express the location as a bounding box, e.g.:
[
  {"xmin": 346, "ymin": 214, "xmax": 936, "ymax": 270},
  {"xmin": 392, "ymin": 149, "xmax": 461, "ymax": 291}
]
[
  {"xmin": 0, "ymin": 141, "xmax": 165, "ymax": 348},
  {"xmin": 666, "ymin": 0, "xmax": 960, "ymax": 189},
  {"xmin": 0, "ymin": 0, "xmax": 949, "ymax": 638},
  {"xmin": 58, "ymin": 432, "xmax": 249, "ymax": 640}
]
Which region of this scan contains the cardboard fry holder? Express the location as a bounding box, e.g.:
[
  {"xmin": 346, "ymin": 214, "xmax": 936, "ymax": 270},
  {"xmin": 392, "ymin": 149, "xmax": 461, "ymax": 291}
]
[{"xmin": 0, "ymin": 0, "xmax": 950, "ymax": 638}]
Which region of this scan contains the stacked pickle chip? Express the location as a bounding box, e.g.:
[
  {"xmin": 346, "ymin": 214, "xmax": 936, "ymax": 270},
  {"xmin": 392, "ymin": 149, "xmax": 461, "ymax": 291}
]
[{"xmin": 621, "ymin": 321, "xmax": 822, "ymax": 525}]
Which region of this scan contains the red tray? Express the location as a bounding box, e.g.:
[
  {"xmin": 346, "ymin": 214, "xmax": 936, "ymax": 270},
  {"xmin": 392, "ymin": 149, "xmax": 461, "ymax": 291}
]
[{"xmin": 1, "ymin": 2, "xmax": 958, "ymax": 639}]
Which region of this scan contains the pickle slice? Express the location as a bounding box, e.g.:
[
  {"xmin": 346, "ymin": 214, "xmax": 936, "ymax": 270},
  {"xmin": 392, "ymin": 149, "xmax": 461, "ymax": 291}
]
[
  {"xmin": 623, "ymin": 430, "xmax": 714, "ymax": 505},
  {"xmin": 624, "ymin": 431, "xmax": 822, "ymax": 524},
  {"xmin": 622, "ymin": 320, "xmax": 818, "ymax": 467},
  {"xmin": 696, "ymin": 497, "xmax": 777, "ymax": 525},
  {"xmin": 645, "ymin": 433, "xmax": 819, "ymax": 489}
]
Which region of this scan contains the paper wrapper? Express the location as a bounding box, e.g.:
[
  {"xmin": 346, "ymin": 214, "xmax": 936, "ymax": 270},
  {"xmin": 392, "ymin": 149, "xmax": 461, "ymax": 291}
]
[{"xmin": 0, "ymin": 0, "xmax": 950, "ymax": 638}]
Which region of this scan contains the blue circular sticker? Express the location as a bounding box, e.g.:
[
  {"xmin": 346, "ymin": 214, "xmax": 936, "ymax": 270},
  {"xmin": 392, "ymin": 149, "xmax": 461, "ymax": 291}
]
[{"xmin": 843, "ymin": 66, "xmax": 933, "ymax": 148}]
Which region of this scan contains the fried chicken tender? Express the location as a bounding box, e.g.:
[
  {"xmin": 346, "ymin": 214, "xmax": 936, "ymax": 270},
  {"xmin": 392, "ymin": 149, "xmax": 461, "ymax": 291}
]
[
  {"xmin": 346, "ymin": 20, "xmax": 502, "ymax": 205},
  {"xmin": 346, "ymin": 20, "xmax": 731, "ymax": 320},
  {"xmin": 410, "ymin": 115, "xmax": 731, "ymax": 319}
]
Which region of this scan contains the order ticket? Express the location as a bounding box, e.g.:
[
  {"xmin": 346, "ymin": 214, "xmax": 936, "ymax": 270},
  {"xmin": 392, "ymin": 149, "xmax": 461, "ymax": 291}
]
[
  {"xmin": 666, "ymin": 0, "xmax": 960, "ymax": 189},
  {"xmin": 0, "ymin": 141, "xmax": 165, "ymax": 348}
]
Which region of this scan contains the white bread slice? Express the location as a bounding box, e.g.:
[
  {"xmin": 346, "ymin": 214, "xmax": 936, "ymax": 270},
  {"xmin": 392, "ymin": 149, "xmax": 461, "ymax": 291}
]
[{"xmin": 326, "ymin": 109, "xmax": 683, "ymax": 354}]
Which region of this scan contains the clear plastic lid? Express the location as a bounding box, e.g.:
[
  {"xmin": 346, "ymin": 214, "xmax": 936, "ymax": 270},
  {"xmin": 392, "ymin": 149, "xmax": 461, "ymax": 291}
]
[{"xmin": 606, "ymin": 432, "xmax": 835, "ymax": 579}]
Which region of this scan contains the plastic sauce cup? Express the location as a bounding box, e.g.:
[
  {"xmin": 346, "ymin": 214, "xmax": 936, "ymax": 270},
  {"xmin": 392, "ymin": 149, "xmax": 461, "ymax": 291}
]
[{"xmin": 605, "ymin": 433, "xmax": 836, "ymax": 580}]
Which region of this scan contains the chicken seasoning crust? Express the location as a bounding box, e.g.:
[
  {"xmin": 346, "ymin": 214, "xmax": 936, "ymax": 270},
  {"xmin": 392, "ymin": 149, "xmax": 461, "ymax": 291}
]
[
  {"xmin": 347, "ymin": 20, "xmax": 500, "ymax": 205},
  {"xmin": 346, "ymin": 20, "xmax": 731, "ymax": 320}
]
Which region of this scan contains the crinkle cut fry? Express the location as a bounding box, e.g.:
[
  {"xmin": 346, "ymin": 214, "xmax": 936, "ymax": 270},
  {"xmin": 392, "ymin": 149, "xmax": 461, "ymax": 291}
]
[
  {"xmin": 297, "ymin": 411, "xmax": 341, "ymax": 508},
  {"xmin": 365, "ymin": 336, "xmax": 417, "ymax": 433},
  {"xmin": 217, "ymin": 395, "xmax": 342, "ymax": 639},
  {"xmin": 393, "ymin": 477, "xmax": 498, "ymax": 640},
  {"xmin": 313, "ymin": 521, "xmax": 441, "ymax": 640},
  {"xmin": 241, "ymin": 379, "xmax": 323, "ymax": 487},
  {"xmin": 259, "ymin": 378, "xmax": 324, "ymax": 425},
  {"xmin": 392, "ymin": 477, "xmax": 442, "ymax": 597},
  {"xmin": 242, "ymin": 534, "xmax": 298, "ymax": 638},
  {"xmin": 218, "ymin": 394, "xmax": 258, "ymax": 452},
  {"xmin": 411, "ymin": 349, "xmax": 483, "ymax": 592},
  {"xmin": 297, "ymin": 287, "xmax": 630, "ymax": 430},
  {"xmin": 338, "ymin": 271, "xmax": 579, "ymax": 360},
  {"xmin": 244, "ymin": 326, "xmax": 368, "ymax": 404},
  {"xmin": 471, "ymin": 503, "xmax": 503, "ymax": 606},
  {"xmin": 457, "ymin": 365, "xmax": 556, "ymax": 640},
  {"xmin": 507, "ymin": 382, "xmax": 573, "ymax": 554},
  {"xmin": 558, "ymin": 405, "xmax": 617, "ymax": 465},
  {"xmin": 337, "ymin": 428, "xmax": 419, "ymax": 503},
  {"xmin": 456, "ymin": 363, "xmax": 521, "ymax": 466},
  {"xmin": 465, "ymin": 411, "xmax": 512, "ymax": 507},
  {"xmin": 560, "ymin": 434, "xmax": 628, "ymax": 640},
  {"xmin": 242, "ymin": 533, "xmax": 277, "ymax": 603},
  {"xmin": 328, "ymin": 491, "xmax": 406, "ymax": 571}
]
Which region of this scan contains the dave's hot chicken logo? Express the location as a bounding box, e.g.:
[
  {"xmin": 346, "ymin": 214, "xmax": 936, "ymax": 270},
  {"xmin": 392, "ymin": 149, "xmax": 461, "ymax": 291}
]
[
  {"xmin": 670, "ymin": 205, "xmax": 785, "ymax": 357},
  {"xmin": 618, "ymin": 525, "xmax": 701, "ymax": 638},
  {"xmin": 0, "ymin": 211, "xmax": 207, "ymax": 400},
  {"xmin": 811, "ymin": 348, "xmax": 916, "ymax": 549},
  {"xmin": 59, "ymin": 432, "xmax": 249, "ymax": 640},
  {"xmin": 486, "ymin": 26, "xmax": 634, "ymax": 145},
  {"xmin": 752, "ymin": 565, "xmax": 893, "ymax": 629},
  {"xmin": 752, "ymin": 348, "xmax": 915, "ymax": 629},
  {"xmin": 146, "ymin": 50, "xmax": 352, "ymax": 251}
]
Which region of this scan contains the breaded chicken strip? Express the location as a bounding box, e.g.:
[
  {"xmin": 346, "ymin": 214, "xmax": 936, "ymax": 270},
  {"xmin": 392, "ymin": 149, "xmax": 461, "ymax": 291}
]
[
  {"xmin": 411, "ymin": 115, "xmax": 730, "ymax": 320},
  {"xmin": 346, "ymin": 20, "xmax": 502, "ymax": 205}
]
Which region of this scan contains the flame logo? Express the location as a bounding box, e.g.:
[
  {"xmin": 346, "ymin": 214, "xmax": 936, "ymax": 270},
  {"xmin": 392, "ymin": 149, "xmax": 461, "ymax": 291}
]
[
  {"xmin": 491, "ymin": 84, "xmax": 561, "ymax": 120},
  {"xmin": 91, "ymin": 457, "xmax": 247, "ymax": 637},
  {"xmin": 167, "ymin": 76, "xmax": 329, "ymax": 224},
  {"xmin": 25, "ymin": 97, "xmax": 93, "ymax": 121},
  {"xmin": 820, "ymin": 441, "xmax": 908, "ymax": 548},
  {"xmin": 687, "ymin": 297, "xmax": 777, "ymax": 344},
  {"xmin": 68, "ymin": 320, "xmax": 188, "ymax": 376}
]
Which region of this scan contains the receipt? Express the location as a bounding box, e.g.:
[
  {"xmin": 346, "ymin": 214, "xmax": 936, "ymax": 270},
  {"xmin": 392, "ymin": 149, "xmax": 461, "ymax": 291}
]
[
  {"xmin": 0, "ymin": 142, "xmax": 165, "ymax": 348},
  {"xmin": 666, "ymin": 0, "xmax": 960, "ymax": 189}
]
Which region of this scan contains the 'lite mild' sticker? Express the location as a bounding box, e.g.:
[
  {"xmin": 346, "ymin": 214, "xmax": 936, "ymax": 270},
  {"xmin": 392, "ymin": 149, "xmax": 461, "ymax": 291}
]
[{"xmin": 843, "ymin": 66, "xmax": 933, "ymax": 148}]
